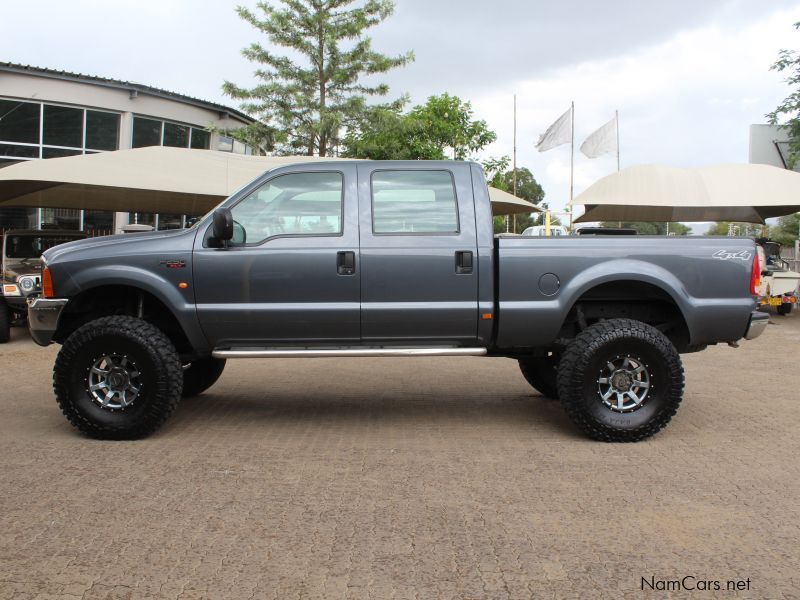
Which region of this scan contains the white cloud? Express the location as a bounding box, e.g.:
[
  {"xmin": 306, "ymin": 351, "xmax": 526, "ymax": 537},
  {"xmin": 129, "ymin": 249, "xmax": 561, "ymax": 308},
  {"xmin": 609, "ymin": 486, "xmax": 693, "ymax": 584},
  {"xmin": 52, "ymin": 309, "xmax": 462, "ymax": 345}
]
[{"xmin": 471, "ymin": 5, "xmax": 800, "ymax": 226}]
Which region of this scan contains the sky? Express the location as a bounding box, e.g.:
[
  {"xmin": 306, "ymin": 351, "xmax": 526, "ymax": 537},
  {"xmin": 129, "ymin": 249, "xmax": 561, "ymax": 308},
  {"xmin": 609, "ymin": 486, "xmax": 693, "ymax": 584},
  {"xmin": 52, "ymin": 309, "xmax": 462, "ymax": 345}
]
[{"xmin": 2, "ymin": 0, "xmax": 800, "ymax": 231}]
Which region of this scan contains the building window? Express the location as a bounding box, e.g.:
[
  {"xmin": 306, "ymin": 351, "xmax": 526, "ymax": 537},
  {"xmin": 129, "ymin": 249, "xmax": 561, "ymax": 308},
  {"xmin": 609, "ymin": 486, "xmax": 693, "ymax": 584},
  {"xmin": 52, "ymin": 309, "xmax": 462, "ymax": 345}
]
[
  {"xmin": 217, "ymin": 135, "xmax": 234, "ymax": 152},
  {"xmin": 86, "ymin": 110, "xmax": 119, "ymax": 151},
  {"xmin": 43, "ymin": 105, "xmax": 83, "ymax": 148},
  {"xmin": 0, "ymin": 99, "xmax": 40, "ymax": 144},
  {"xmin": 163, "ymin": 123, "xmax": 189, "ymax": 148},
  {"xmin": 371, "ymin": 170, "xmax": 459, "ymax": 234},
  {"xmin": 132, "ymin": 115, "xmax": 211, "ymax": 150},
  {"xmin": 83, "ymin": 210, "xmax": 114, "ymax": 233},
  {"xmin": 132, "ymin": 117, "xmax": 162, "ymax": 148},
  {"xmin": 0, "ymin": 98, "xmax": 121, "ymax": 161},
  {"xmin": 190, "ymin": 129, "xmax": 210, "ymax": 149}
]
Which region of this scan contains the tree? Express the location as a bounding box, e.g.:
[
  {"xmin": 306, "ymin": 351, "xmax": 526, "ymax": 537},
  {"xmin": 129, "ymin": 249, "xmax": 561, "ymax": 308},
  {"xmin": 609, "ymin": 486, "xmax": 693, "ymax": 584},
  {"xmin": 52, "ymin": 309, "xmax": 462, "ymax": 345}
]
[
  {"xmin": 767, "ymin": 21, "xmax": 800, "ymax": 166},
  {"xmin": 600, "ymin": 222, "xmax": 692, "ymax": 235},
  {"xmin": 342, "ymin": 93, "xmax": 496, "ymax": 159},
  {"xmin": 769, "ymin": 212, "xmax": 800, "ymax": 246},
  {"xmin": 224, "ymin": 0, "xmax": 413, "ymax": 156}
]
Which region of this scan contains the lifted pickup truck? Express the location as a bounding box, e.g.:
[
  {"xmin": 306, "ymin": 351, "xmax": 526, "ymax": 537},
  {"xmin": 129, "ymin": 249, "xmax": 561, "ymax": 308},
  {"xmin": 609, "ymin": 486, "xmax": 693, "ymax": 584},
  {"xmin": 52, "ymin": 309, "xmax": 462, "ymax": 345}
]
[{"xmin": 28, "ymin": 161, "xmax": 767, "ymax": 441}]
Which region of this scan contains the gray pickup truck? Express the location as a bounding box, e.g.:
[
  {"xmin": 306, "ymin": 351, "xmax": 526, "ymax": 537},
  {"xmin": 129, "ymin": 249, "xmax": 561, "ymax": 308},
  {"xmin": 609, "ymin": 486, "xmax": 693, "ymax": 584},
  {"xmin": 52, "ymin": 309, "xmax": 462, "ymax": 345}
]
[{"xmin": 28, "ymin": 161, "xmax": 766, "ymax": 442}]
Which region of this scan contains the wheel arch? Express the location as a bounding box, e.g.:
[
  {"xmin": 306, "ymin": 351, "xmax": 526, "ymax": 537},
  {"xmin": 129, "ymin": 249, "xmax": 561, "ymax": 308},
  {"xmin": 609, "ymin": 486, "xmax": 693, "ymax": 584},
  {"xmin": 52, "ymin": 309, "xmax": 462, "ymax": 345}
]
[
  {"xmin": 55, "ymin": 283, "xmax": 206, "ymax": 357},
  {"xmin": 562, "ymin": 275, "xmax": 694, "ymax": 351}
]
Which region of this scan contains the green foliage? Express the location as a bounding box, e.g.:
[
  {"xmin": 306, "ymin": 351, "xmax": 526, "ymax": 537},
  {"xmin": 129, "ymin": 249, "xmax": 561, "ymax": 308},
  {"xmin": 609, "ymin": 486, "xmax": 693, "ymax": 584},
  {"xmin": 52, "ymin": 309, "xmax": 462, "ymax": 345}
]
[
  {"xmin": 342, "ymin": 93, "xmax": 496, "ymax": 160},
  {"xmin": 600, "ymin": 221, "xmax": 692, "ymax": 235},
  {"xmin": 769, "ymin": 212, "xmax": 800, "ymax": 246},
  {"xmin": 767, "ymin": 22, "xmax": 800, "ymax": 167},
  {"xmin": 224, "ymin": 0, "xmax": 413, "ymax": 156}
]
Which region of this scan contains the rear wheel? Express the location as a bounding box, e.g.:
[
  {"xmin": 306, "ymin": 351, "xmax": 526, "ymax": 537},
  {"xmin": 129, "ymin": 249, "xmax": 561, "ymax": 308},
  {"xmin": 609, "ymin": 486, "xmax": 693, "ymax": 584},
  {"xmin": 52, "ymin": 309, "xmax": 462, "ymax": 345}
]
[
  {"xmin": 182, "ymin": 357, "xmax": 226, "ymax": 397},
  {"xmin": 777, "ymin": 302, "xmax": 792, "ymax": 316},
  {"xmin": 557, "ymin": 318, "xmax": 684, "ymax": 442},
  {"xmin": 518, "ymin": 354, "xmax": 559, "ymax": 399},
  {"xmin": 53, "ymin": 316, "xmax": 183, "ymax": 439},
  {"xmin": 0, "ymin": 300, "xmax": 9, "ymax": 343}
]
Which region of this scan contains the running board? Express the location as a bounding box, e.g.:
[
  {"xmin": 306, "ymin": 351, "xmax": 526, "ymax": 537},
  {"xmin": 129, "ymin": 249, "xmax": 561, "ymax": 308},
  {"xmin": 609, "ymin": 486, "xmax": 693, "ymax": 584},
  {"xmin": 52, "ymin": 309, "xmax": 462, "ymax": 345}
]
[{"xmin": 212, "ymin": 347, "xmax": 488, "ymax": 359}]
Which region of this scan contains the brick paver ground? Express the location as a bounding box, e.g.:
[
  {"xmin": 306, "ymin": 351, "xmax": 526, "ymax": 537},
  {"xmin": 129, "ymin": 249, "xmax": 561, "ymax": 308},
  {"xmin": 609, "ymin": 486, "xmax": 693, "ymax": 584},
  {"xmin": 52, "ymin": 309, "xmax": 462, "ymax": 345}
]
[{"xmin": 1, "ymin": 312, "xmax": 798, "ymax": 599}]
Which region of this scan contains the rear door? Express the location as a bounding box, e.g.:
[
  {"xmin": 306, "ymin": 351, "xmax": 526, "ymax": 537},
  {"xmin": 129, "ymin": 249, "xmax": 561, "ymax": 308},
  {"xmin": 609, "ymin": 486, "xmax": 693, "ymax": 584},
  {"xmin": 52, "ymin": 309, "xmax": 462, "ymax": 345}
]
[{"xmin": 357, "ymin": 163, "xmax": 479, "ymax": 343}]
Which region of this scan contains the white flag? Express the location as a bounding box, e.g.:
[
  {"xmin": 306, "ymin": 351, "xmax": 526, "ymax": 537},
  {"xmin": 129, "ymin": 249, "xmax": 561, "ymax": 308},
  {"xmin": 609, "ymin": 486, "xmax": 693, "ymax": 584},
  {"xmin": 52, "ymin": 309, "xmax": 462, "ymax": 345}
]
[
  {"xmin": 580, "ymin": 115, "xmax": 617, "ymax": 158},
  {"xmin": 536, "ymin": 105, "xmax": 572, "ymax": 152}
]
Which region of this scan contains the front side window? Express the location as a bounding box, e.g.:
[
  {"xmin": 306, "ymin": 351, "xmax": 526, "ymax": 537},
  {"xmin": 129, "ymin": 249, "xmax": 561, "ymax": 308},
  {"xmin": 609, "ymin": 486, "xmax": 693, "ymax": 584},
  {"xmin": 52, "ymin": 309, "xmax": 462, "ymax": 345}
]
[
  {"xmin": 372, "ymin": 170, "xmax": 459, "ymax": 234},
  {"xmin": 231, "ymin": 172, "xmax": 343, "ymax": 245}
]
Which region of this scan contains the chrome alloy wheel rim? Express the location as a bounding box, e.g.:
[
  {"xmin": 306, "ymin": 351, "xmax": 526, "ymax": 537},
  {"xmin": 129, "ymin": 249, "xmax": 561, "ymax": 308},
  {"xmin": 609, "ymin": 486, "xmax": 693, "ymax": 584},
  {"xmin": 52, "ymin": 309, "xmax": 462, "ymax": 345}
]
[
  {"xmin": 86, "ymin": 354, "xmax": 142, "ymax": 410},
  {"xmin": 597, "ymin": 355, "xmax": 651, "ymax": 413}
]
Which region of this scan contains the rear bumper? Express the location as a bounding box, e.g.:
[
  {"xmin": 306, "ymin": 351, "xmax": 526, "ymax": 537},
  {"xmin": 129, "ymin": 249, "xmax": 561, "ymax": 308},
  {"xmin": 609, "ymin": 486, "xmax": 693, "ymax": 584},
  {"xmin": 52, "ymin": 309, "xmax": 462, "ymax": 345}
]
[
  {"xmin": 744, "ymin": 311, "xmax": 769, "ymax": 341},
  {"xmin": 27, "ymin": 297, "xmax": 68, "ymax": 346}
]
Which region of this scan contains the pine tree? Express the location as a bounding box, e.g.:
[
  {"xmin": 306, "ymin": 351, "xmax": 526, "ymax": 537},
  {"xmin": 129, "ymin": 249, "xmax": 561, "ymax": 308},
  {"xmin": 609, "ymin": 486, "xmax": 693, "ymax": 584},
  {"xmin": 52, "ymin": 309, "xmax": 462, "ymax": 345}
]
[{"xmin": 224, "ymin": 0, "xmax": 413, "ymax": 156}]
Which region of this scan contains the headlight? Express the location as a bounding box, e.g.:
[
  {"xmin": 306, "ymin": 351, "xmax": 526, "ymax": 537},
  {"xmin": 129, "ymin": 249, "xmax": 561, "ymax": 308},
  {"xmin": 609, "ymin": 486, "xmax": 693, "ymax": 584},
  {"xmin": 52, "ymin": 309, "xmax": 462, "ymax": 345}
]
[
  {"xmin": 2, "ymin": 284, "xmax": 21, "ymax": 297},
  {"xmin": 19, "ymin": 276, "xmax": 37, "ymax": 293}
]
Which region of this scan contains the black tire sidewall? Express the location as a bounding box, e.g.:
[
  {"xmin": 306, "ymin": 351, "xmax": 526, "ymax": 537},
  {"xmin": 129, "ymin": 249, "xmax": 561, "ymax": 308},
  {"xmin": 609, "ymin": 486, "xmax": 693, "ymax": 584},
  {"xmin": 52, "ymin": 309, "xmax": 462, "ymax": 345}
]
[{"xmin": 54, "ymin": 316, "xmax": 182, "ymax": 439}]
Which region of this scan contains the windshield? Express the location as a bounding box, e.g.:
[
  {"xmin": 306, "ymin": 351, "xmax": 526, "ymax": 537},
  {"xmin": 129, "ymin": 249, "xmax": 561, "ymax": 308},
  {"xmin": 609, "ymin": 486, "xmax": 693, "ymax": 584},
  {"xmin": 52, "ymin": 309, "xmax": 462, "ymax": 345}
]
[{"xmin": 4, "ymin": 234, "xmax": 83, "ymax": 259}]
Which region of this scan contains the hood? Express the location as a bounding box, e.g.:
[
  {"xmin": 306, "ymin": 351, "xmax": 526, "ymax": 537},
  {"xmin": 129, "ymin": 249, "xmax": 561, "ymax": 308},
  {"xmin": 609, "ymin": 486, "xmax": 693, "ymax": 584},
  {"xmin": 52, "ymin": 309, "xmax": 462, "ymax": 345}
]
[
  {"xmin": 43, "ymin": 227, "xmax": 198, "ymax": 265},
  {"xmin": 3, "ymin": 257, "xmax": 42, "ymax": 280}
]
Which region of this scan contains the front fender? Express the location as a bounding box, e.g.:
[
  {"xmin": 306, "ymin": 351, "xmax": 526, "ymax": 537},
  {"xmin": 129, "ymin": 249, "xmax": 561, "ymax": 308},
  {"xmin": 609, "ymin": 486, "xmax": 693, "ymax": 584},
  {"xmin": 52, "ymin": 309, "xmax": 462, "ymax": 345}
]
[{"xmin": 57, "ymin": 264, "xmax": 209, "ymax": 353}]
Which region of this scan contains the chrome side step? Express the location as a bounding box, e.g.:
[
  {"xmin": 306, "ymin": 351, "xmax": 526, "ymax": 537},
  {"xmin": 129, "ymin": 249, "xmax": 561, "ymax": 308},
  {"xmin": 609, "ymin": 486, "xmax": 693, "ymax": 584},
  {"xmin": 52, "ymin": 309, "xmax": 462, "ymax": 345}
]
[{"xmin": 212, "ymin": 347, "xmax": 488, "ymax": 359}]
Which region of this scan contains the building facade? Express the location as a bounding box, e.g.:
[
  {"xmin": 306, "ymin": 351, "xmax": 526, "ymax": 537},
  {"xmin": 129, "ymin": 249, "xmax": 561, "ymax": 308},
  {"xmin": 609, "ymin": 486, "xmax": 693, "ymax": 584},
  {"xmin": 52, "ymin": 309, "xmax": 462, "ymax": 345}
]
[{"xmin": 0, "ymin": 63, "xmax": 254, "ymax": 233}]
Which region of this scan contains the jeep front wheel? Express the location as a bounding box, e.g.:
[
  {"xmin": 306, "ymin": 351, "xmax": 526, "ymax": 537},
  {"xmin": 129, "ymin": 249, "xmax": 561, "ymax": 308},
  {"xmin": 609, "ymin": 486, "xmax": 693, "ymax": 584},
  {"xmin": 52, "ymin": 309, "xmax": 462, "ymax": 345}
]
[
  {"xmin": 557, "ymin": 318, "xmax": 684, "ymax": 442},
  {"xmin": 53, "ymin": 316, "xmax": 183, "ymax": 439}
]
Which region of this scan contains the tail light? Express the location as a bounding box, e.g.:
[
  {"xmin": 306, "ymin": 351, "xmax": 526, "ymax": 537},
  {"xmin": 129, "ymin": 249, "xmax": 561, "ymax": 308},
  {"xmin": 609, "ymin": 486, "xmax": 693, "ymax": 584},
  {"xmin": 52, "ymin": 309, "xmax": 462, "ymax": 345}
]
[
  {"xmin": 42, "ymin": 267, "xmax": 55, "ymax": 298},
  {"xmin": 749, "ymin": 252, "xmax": 760, "ymax": 296}
]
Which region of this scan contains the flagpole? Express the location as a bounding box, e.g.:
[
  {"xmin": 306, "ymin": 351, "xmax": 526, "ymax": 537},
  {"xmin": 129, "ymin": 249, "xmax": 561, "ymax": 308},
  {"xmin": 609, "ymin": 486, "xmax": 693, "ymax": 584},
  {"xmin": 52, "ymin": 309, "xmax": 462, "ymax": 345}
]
[
  {"xmin": 616, "ymin": 109, "xmax": 621, "ymax": 228},
  {"xmin": 513, "ymin": 94, "xmax": 517, "ymax": 233},
  {"xmin": 615, "ymin": 109, "xmax": 620, "ymax": 172},
  {"xmin": 569, "ymin": 100, "xmax": 574, "ymax": 231}
]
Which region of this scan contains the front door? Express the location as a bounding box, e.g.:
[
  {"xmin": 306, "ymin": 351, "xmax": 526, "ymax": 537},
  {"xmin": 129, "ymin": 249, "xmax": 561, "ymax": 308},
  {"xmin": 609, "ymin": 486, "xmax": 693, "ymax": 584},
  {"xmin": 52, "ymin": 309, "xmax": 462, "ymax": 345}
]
[
  {"xmin": 357, "ymin": 164, "xmax": 479, "ymax": 343},
  {"xmin": 193, "ymin": 164, "xmax": 360, "ymax": 347}
]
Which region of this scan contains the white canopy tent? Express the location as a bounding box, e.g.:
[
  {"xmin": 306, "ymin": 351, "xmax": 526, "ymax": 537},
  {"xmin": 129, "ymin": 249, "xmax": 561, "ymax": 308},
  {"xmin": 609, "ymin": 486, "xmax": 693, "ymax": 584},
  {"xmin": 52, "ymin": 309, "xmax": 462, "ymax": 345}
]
[
  {"xmin": 571, "ymin": 163, "xmax": 800, "ymax": 224},
  {"xmin": 0, "ymin": 146, "xmax": 538, "ymax": 217}
]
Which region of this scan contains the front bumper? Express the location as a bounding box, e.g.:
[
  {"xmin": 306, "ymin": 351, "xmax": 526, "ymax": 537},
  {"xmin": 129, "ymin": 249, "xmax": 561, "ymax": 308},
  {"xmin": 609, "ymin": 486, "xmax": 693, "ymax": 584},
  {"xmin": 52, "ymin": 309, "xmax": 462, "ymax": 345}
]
[
  {"xmin": 27, "ymin": 297, "xmax": 68, "ymax": 346},
  {"xmin": 744, "ymin": 310, "xmax": 769, "ymax": 341}
]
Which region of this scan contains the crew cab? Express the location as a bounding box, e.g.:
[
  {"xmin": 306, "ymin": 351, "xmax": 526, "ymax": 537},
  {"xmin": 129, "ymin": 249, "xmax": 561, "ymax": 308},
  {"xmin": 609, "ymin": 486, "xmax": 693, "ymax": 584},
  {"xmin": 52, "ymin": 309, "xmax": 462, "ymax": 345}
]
[{"xmin": 27, "ymin": 161, "xmax": 767, "ymax": 441}]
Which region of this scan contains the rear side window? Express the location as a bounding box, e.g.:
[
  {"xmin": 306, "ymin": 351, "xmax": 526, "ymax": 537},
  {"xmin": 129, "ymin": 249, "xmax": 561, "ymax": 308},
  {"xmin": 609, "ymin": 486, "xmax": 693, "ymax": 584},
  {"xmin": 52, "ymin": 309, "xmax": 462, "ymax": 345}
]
[{"xmin": 371, "ymin": 170, "xmax": 459, "ymax": 234}]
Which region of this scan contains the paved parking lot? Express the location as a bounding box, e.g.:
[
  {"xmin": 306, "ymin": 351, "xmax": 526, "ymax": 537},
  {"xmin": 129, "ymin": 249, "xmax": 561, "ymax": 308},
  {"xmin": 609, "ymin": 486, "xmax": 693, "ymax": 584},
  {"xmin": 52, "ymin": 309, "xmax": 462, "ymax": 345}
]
[{"xmin": 1, "ymin": 313, "xmax": 799, "ymax": 599}]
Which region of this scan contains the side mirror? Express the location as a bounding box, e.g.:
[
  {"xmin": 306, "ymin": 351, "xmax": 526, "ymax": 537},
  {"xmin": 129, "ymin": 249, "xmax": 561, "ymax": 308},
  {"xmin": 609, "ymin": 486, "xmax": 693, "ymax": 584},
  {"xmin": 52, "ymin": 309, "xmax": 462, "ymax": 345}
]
[{"xmin": 212, "ymin": 208, "xmax": 233, "ymax": 242}]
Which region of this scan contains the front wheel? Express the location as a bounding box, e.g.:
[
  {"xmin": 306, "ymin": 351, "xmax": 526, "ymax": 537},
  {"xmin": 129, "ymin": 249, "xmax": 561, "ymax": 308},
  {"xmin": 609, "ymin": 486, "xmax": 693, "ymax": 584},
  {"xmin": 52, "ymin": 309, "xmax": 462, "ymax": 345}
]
[
  {"xmin": 53, "ymin": 316, "xmax": 183, "ymax": 439},
  {"xmin": 557, "ymin": 319, "xmax": 684, "ymax": 442}
]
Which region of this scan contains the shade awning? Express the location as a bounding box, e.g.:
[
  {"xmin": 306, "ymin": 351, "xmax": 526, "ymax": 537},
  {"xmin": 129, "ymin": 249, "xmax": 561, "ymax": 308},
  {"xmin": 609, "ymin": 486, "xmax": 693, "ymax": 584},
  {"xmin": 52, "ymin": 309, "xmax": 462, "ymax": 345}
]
[
  {"xmin": 0, "ymin": 147, "xmax": 536, "ymax": 217},
  {"xmin": 487, "ymin": 186, "xmax": 541, "ymax": 215},
  {"xmin": 571, "ymin": 163, "xmax": 800, "ymax": 224}
]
